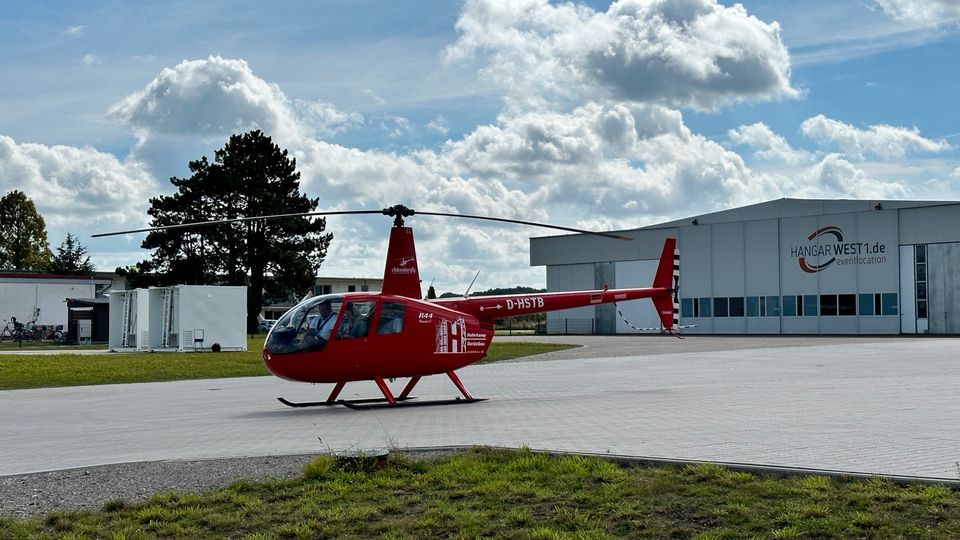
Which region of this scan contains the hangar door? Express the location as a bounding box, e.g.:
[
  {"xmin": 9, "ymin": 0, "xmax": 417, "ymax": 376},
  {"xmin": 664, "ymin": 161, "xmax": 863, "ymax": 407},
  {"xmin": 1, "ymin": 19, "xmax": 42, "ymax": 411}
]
[{"xmin": 927, "ymin": 243, "xmax": 960, "ymax": 334}]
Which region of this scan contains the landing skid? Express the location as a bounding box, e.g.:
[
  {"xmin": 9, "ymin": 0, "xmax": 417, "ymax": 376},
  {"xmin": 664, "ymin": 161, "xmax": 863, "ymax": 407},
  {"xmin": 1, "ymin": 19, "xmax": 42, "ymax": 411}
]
[
  {"xmin": 342, "ymin": 397, "xmax": 487, "ymax": 410},
  {"xmin": 277, "ymin": 396, "xmax": 414, "ymax": 408},
  {"xmin": 278, "ymin": 370, "xmax": 484, "ymax": 410}
]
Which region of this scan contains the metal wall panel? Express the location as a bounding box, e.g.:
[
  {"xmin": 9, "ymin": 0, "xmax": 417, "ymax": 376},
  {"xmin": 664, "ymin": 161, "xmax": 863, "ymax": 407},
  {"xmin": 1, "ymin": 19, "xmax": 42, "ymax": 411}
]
[
  {"xmin": 678, "ymin": 225, "xmax": 712, "ymax": 297},
  {"xmin": 779, "ymin": 216, "xmax": 819, "ymax": 295},
  {"xmin": 858, "ymin": 317, "xmax": 901, "ymax": 334},
  {"xmin": 613, "ymin": 259, "xmax": 659, "ymax": 333},
  {"xmin": 781, "ymin": 318, "xmax": 818, "ymax": 334},
  {"xmin": 713, "ymin": 317, "xmax": 746, "ymax": 333},
  {"xmin": 927, "ymin": 243, "xmax": 960, "ymax": 334},
  {"xmin": 900, "ymin": 204, "xmax": 960, "ymax": 245},
  {"xmin": 744, "ymin": 219, "xmax": 780, "ymax": 295},
  {"xmin": 531, "ymin": 228, "xmax": 678, "ymax": 266},
  {"xmin": 823, "ymin": 316, "xmax": 859, "ymax": 334},
  {"xmin": 746, "ymin": 318, "xmax": 781, "ymax": 333},
  {"xmin": 594, "ymin": 262, "xmax": 616, "ymax": 333},
  {"xmin": 855, "ymin": 211, "xmax": 899, "ymax": 293},
  {"xmin": 711, "ymin": 222, "xmax": 745, "ymax": 296},
  {"xmin": 545, "ymin": 263, "xmax": 595, "ymax": 326}
]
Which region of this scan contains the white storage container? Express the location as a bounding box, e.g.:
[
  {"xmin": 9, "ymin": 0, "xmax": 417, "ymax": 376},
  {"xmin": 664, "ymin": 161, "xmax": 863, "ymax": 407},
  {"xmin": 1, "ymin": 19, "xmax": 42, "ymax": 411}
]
[{"xmin": 109, "ymin": 285, "xmax": 247, "ymax": 352}]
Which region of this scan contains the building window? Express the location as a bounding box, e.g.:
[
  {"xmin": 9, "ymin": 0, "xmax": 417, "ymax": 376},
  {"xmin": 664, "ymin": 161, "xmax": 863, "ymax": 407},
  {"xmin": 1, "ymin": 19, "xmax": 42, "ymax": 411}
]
[
  {"xmin": 713, "ymin": 297, "xmax": 729, "ymax": 317},
  {"xmin": 314, "ymin": 284, "xmax": 332, "ymax": 295},
  {"xmin": 782, "ymin": 295, "xmax": 797, "ymax": 317},
  {"xmin": 859, "ymin": 293, "xmax": 874, "ymax": 316},
  {"xmin": 746, "ymin": 296, "xmax": 759, "ymax": 317},
  {"xmin": 348, "ymin": 285, "xmax": 356, "ymax": 292},
  {"xmin": 915, "ymin": 245, "xmax": 927, "ymax": 319},
  {"xmin": 699, "ymin": 297, "xmax": 712, "ymax": 317},
  {"xmin": 838, "ymin": 294, "xmax": 856, "ymax": 316},
  {"xmin": 681, "ymin": 298, "xmax": 694, "ymax": 318},
  {"xmin": 803, "ymin": 295, "xmax": 818, "ymax": 317},
  {"xmin": 881, "ymin": 293, "xmax": 898, "ymax": 316},
  {"xmin": 765, "ymin": 295, "xmax": 780, "ymax": 317},
  {"xmin": 820, "ymin": 295, "xmax": 838, "ymax": 316},
  {"xmin": 729, "ymin": 297, "xmax": 745, "ymax": 317}
]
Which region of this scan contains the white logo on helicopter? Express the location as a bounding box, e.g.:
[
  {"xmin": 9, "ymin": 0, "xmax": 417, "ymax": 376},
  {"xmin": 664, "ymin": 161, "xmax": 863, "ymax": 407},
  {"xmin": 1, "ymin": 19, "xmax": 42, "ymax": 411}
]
[{"xmin": 391, "ymin": 256, "xmax": 418, "ymax": 275}]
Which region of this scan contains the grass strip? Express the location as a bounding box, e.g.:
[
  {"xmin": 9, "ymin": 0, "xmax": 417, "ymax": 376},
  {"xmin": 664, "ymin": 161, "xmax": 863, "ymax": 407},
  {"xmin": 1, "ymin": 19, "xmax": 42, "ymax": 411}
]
[
  {"xmin": 2, "ymin": 447, "xmax": 959, "ymax": 538},
  {"xmin": 0, "ymin": 341, "xmax": 577, "ymax": 390}
]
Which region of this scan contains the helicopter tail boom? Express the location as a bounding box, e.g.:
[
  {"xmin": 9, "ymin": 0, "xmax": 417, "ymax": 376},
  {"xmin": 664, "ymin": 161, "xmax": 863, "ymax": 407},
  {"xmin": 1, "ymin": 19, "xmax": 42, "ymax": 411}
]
[{"xmin": 434, "ymin": 238, "xmax": 677, "ymax": 329}]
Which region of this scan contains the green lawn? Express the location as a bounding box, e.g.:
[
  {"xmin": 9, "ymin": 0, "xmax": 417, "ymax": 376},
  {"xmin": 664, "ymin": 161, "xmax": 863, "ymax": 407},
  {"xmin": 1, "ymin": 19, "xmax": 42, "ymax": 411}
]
[
  {"xmin": 0, "ymin": 340, "xmax": 577, "ymax": 391},
  {"xmin": 0, "ymin": 340, "xmax": 106, "ymax": 351},
  {"xmin": 3, "ymin": 448, "xmax": 958, "ymax": 538}
]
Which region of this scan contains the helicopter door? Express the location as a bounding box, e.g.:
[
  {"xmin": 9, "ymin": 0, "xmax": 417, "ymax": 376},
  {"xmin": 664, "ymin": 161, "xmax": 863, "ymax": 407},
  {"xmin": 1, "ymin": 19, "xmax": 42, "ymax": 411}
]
[
  {"xmin": 335, "ymin": 301, "xmax": 375, "ymax": 339},
  {"xmin": 375, "ymin": 301, "xmax": 405, "ymax": 335}
]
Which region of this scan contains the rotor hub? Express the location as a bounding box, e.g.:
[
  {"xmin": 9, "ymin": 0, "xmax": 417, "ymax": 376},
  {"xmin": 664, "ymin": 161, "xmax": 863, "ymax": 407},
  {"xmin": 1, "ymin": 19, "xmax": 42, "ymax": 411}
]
[{"xmin": 382, "ymin": 204, "xmax": 416, "ymax": 227}]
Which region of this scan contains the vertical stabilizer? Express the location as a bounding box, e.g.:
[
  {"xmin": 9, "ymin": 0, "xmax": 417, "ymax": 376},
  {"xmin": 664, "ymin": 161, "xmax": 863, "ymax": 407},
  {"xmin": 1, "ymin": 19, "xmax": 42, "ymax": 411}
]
[
  {"xmin": 382, "ymin": 226, "xmax": 422, "ymax": 298},
  {"xmin": 651, "ymin": 238, "xmax": 678, "ymax": 330}
]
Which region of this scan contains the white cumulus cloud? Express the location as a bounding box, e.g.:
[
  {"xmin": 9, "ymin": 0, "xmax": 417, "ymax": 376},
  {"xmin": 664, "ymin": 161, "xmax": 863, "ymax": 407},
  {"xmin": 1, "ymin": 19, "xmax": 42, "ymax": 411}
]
[
  {"xmin": 728, "ymin": 122, "xmax": 812, "ymax": 165},
  {"xmin": 108, "ymin": 56, "xmax": 307, "ymax": 145},
  {"xmin": 0, "ymin": 135, "xmax": 159, "ymax": 263},
  {"xmin": 446, "ymin": 0, "xmax": 798, "ymax": 111},
  {"xmin": 427, "ymin": 116, "xmax": 450, "ymax": 135},
  {"xmin": 800, "ymin": 114, "xmax": 951, "ymax": 160},
  {"xmin": 875, "ymin": 0, "xmax": 960, "ymax": 24},
  {"xmin": 799, "ymin": 153, "xmax": 909, "ymax": 198},
  {"xmin": 294, "ymin": 99, "xmax": 364, "ymax": 137}
]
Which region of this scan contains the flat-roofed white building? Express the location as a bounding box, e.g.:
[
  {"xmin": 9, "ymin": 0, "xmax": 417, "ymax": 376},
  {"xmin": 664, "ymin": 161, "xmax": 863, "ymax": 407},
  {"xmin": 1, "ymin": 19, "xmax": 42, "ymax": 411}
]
[
  {"xmin": 261, "ymin": 276, "xmax": 383, "ymax": 319},
  {"xmin": 0, "ymin": 272, "xmax": 113, "ymax": 328}
]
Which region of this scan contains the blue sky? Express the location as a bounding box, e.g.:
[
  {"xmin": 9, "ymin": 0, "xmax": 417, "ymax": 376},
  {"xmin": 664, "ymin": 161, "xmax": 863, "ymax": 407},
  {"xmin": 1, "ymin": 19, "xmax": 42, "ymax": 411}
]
[{"xmin": 2, "ymin": 0, "xmax": 959, "ymax": 291}]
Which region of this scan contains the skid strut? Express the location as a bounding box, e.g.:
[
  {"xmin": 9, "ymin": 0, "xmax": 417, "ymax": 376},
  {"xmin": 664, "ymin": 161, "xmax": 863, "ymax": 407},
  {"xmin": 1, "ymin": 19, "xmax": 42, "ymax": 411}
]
[{"xmin": 278, "ymin": 370, "xmax": 486, "ymax": 409}]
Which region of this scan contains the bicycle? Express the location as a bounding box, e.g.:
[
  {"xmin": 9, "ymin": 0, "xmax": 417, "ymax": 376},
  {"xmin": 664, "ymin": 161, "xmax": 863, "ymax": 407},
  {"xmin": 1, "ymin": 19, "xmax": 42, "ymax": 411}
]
[
  {"xmin": 36, "ymin": 324, "xmax": 64, "ymax": 341},
  {"xmin": 0, "ymin": 320, "xmax": 14, "ymax": 342},
  {"xmin": 0, "ymin": 319, "xmax": 28, "ymax": 342}
]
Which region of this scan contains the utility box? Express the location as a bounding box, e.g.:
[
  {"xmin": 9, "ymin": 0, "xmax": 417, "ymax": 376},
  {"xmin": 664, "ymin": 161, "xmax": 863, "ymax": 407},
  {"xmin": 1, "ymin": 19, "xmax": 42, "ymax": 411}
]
[
  {"xmin": 77, "ymin": 320, "xmax": 92, "ymax": 344},
  {"xmin": 109, "ymin": 285, "xmax": 247, "ymax": 352}
]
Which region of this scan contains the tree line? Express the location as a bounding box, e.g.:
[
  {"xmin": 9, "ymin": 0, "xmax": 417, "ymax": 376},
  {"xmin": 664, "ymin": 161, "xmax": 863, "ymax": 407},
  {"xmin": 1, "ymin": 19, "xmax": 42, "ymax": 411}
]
[{"xmin": 0, "ymin": 190, "xmax": 94, "ymax": 275}]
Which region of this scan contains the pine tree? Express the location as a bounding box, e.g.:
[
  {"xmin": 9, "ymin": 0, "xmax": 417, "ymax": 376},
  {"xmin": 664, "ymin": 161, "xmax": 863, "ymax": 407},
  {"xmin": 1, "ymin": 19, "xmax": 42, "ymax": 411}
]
[
  {"xmin": 141, "ymin": 130, "xmax": 332, "ymax": 332},
  {"xmin": 48, "ymin": 233, "xmax": 95, "ymax": 275}
]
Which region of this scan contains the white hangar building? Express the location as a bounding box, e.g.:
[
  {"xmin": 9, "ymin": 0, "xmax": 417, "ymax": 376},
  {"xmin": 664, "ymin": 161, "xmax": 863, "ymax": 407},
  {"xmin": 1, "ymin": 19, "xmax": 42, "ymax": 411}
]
[{"xmin": 530, "ymin": 198, "xmax": 960, "ymax": 335}]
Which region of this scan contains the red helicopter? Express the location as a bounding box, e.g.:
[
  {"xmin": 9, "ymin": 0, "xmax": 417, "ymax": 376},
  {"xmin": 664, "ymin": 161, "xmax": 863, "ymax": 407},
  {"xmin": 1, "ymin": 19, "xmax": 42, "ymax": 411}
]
[{"xmin": 97, "ymin": 204, "xmax": 679, "ymax": 409}]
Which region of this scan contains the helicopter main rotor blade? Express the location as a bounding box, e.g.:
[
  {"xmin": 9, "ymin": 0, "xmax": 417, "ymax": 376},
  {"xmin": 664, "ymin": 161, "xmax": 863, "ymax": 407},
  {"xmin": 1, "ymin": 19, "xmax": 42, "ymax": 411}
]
[
  {"xmin": 412, "ymin": 210, "xmax": 632, "ymax": 240},
  {"xmin": 90, "ymin": 209, "xmax": 382, "ymax": 238},
  {"xmin": 92, "ymin": 203, "xmax": 631, "ymax": 240}
]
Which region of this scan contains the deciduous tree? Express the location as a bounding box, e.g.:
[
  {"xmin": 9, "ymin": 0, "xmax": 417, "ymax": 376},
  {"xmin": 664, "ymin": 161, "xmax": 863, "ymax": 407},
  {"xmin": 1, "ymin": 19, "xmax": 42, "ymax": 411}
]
[{"xmin": 0, "ymin": 190, "xmax": 52, "ymax": 271}]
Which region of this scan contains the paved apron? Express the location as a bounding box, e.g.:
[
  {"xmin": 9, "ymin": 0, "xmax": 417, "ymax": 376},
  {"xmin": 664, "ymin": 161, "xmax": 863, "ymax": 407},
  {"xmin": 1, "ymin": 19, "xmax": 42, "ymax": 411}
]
[{"xmin": 2, "ymin": 338, "xmax": 958, "ymax": 480}]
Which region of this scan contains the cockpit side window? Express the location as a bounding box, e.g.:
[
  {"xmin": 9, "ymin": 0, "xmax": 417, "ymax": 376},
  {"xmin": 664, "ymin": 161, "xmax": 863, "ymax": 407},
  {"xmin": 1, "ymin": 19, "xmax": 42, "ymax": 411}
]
[
  {"xmin": 267, "ymin": 294, "xmax": 342, "ymax": 354},
  {"xmin": 335, "ymin": 301, "xmax": 375, "ymax": 340},
  {"xmin": 376, "ymin": 302, "xmax": 405, "ymax": 335}
]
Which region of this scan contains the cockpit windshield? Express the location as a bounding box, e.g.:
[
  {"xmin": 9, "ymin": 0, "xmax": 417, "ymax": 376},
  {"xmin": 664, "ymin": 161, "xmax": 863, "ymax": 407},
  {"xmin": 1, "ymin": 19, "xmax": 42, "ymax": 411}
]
[{"xmin": 266, "ymin": 294, "xmax": 343, "ymax": 354}]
